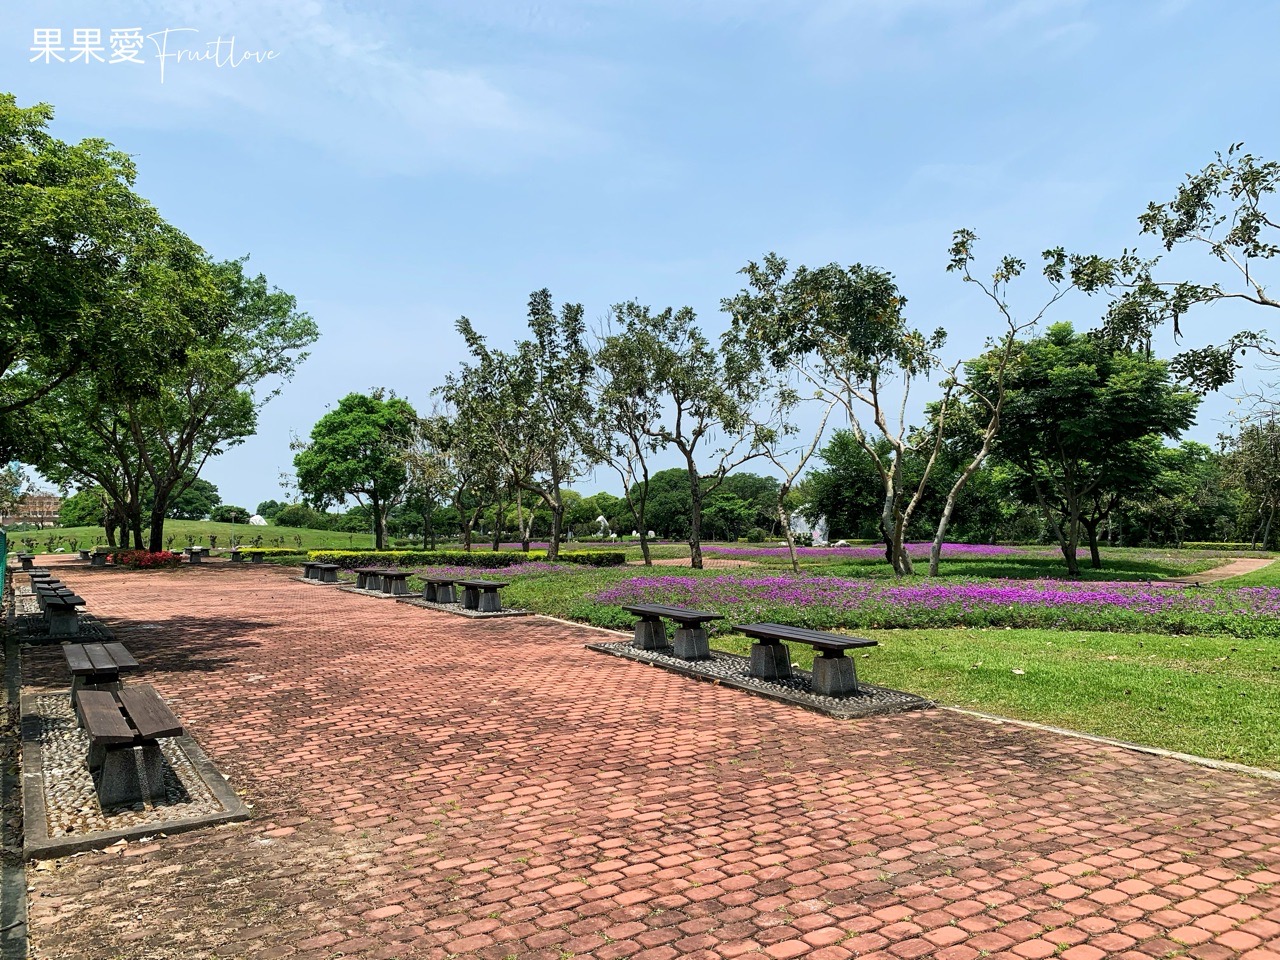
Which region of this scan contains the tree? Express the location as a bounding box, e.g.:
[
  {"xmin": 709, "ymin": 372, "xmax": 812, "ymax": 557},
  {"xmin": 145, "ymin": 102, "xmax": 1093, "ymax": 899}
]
[
  {"xmin": 294, "ymin": 391, "xmax": 417, "ymax": 549},
  {"xmin": 0, "ymin": 95, "xmax": 206, "ymax": 462},
  {"xmin": 211, "ymin": 504, "xmax": 250, "ymax": 524},
  {"xmin": 274, "ymin": 503, "xmax": 321, "ymax": 528},
  {"xmin": 448, "ymin": 290, "xmax": 593, "ymax": 560},
  {"xmin": 129, "ymin": 258, "xmax": 317, "ymax": 550},
  {"xmin": 608, "ymin": 301, "xmax": 768, "ymax": 569},
  {"xmin": 725, "ymin": 255, "xmax": 943, "ymax": 575},
  {"xmin": 1119, "ymin": 441, "xmax": 1239, "ymax": 546},
  {"xmin": 588, "ymin": 318, "xmax": 665, "ymax": 565},
  {"xmin": 1223, "ymin": 419, "xmax": 1280, "ymax": 549},
  {"xmin": 975, "ymin": 323, "xmax": 1199, "ymax": 574},
  {"xmin": 256, "ymin": 499, "xmax": 283, "ymax": 519},
  {"xmin": 164, "ymin": 477, "xmax": 220, "ymax": 519},
  {"xmin": 1093, "ymin": 144, "xmax": 1278, "ymax": 394},
  {"xmin": 58, "ymin": 487, "xmax": 106, "ymax": 528}
]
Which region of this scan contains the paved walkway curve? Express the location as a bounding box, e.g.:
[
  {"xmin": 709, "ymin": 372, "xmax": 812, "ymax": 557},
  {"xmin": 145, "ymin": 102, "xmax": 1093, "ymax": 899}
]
[
  {"xmin": 22, "ymin": 563, "xmax": 1280, "ymax": 960},
  {"xmin": 1163, "ymin": 557, "xmax": 1276, "ymax": 585}
]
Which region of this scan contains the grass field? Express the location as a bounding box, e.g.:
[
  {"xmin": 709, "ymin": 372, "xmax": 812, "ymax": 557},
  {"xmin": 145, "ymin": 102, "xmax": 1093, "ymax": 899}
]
[{"xmin": 7, "ymin": 521, "xmax": 387, "ymax": 553}]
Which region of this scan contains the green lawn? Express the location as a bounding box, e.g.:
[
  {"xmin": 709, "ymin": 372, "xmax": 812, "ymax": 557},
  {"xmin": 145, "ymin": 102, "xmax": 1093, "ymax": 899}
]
[
  {"xmin": 8, "ymin": 521, "xmax": 388, "ymax": 553},
  {"xmin": 710, "ymin": 627, "xmax": 1279, "ymax": 769}
]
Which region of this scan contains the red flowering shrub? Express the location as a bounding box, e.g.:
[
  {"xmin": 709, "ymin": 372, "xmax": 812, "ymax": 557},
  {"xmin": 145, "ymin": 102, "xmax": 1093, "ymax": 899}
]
[{"xmin": 110, "ymin": 550, "xmax": 182, "ymax": 570}]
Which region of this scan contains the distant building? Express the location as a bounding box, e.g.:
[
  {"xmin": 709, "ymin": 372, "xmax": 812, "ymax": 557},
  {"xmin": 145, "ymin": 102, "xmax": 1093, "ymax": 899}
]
[{"xmin": 0, "ymin": 489, "xmax": 62, "ymax": 528}]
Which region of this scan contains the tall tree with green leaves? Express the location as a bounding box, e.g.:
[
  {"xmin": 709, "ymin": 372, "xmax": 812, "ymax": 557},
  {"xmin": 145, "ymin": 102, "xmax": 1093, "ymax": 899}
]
[
  {"xmin": 973, "ymin": 322, "xmax": 1199, "ymax": 574},
  {"xmin": 0, "ymin": 94, "xmax": 206, "ymax": 462},
  {"xmin": 610, "ymin": 301, "xmax": 768, "ymax": 569},
  {"xmin": 1223, "ymin": 418, "xmax": 1280, "ymax": 549},
  {"xmin": 294, "ymin": 391, "xmax": 418, "ymax": 550},
  {"xmin": 447, "ymin": 289, "xmax": 593, "ymax": 560}
]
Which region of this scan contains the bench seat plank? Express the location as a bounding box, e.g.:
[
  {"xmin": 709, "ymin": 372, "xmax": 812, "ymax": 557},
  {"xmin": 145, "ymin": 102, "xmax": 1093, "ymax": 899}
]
[
  {"xmin": 63, "ymin": 644, "xmax": 95, "ymax": 675},
  {"xmin": 76, "ymin": 690, "xmax": 137, "ymax": 745},
  {"xmin": 117, "ymin": 684, "xmax": 184, "ymax": 740},
  {"xmin": 456, "ymin": 579, "xmax": 508, "ymax": 589},
  {"xmin": 83, "ymin": 643, "xmax": 119, "ymax": 673},
  {"xmin": 736, "ymin": 622, "xmax": 877, "ymax": 652},
  {"xmin": 102, "ymin": 642, "xmax": 139, "ymax": 670},
  {"xmin": 621, "ymin": 603, "xmax": 724, "ymax": 625}
]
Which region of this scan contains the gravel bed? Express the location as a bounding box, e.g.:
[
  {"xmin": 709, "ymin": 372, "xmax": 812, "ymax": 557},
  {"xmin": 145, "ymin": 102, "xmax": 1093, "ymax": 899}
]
[
  {"xmin": 32, "ymin": 694, "xmax": 223, "ymax": 836},
  {"xmin": 395, "ymin": 597, "xmax": 532, "ymax": 618},
  {"xmin": 587, "ymin": 640, "xmax": 933, "ymax": 719}
]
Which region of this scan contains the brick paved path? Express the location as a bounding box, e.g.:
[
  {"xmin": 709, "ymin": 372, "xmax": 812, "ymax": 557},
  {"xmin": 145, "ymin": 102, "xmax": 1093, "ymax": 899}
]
[{"xmin": 21, "ymin": 563, "xmax": 1280, "ymax": 960}]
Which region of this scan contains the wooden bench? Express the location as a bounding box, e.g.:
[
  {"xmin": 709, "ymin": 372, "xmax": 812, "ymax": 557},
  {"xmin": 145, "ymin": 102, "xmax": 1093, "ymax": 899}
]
[
  {"xmin": 736, "ymin": 622, "xmax": 878, "ymax": 696},
  {"xmin": 245, "ymin": 550, "xmax": 266, "ymax": 564},
  {"xmin": 421, "ymin": 576, "xmax": 457, "ymax": 604},
  {"xmin": 17, "ymin": 554, "xmax": 35, "ymax": 571},
  {"xmin": 314, "ymin": 563, "xmax": 340, "ymax": 583},
  {"xmin": 229, "ymin": 548, "xmax": 244, "ymax": 563},
  {"xmin": 457, "ymin": 579, "xmax": 509, "ymax": 613},
  {"xmin": 354, "ymin": 566, "xmax": 383, "ymax": 590},
  {"xmin": 90, "ymin": 550, "xmax": 108, "ymax": 567},
  {"xmin": 621, "ymin": 604, "xmax": 725, "ymax": 660},
  {"xmin": 78, "ymin": 549, "xmax": 92, "ymax": 561},
  {"xmin": 64, "ymin": 641, "xmax": 139, "ymax": 701},
  {"xmin": 301, "ymin": 561, "xmax": 322, "ymax": 580},
  {"xmin": 76, "ymin": 683, "xmax": 182, "ymax": 807},
  {"xmin": 187, "ymin": 546, "xmax": 206, "ymax": 564}
]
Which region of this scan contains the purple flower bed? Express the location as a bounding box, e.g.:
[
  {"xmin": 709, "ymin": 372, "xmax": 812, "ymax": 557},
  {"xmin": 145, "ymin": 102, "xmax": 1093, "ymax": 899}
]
[{"xmin": 588, "ymin": 573, "xmax": 1280, "ymax": 638}]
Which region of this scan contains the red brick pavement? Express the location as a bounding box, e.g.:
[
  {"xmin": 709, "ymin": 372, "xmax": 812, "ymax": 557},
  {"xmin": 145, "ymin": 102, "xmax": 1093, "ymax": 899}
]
[{"xmin": 20, "ymin": 562, "xmax": 1280, "ymax": 959}]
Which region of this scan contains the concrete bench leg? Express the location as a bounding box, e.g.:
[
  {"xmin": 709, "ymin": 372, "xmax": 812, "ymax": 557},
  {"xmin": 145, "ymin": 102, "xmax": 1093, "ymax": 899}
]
[
  {"xmin": 462, "ymin": 586, "xmax": 480, "ymax": 610},
  {"xmin": 437, "ymin": 584, "xmax": 457, "ymax": 604},
  {"xmin": 632, "ymin": 618, "xmax": 668, "ymax": 651},
  {"xmin": 48, "ymin": 608, "xmax": 80, "ymax": 637},
  {"xmin": 673, "ymin": 626, "xmax": 710, "ymax": 661},
  {"xmin": 189, "ymin": 553, "xmax": 202, "ymax": 564},
  {"xmin": 137, "ymin": 743, "xmax": 169, "ymax": 801},
  {"xmin": 749, "ymin": 641, "xmax": 793, "ymax": 680},
  {"xmin": 320, "ymin": 568, "xmax": 338, "ymax": 584},
  {"xmin": 386, "ymin": 579, "xmax": 407, "ymax": 596},
  {"xmin": 96, "ymin": 747, "xmax": 144, "ymax": 807},
  {"xmin": 811, "ymin": 653, "xmax": 860, "ymax": 697},
  {"xmin": 478, "ymin": 590, "xmax": 501, "ymax": 612},
  {"xmin": 230, "ymin": 553, "xmax": 243, "ymax": 563},
  {"xmin": 251, "ymin": 554, "xmax": 263, "ymax": 563},
  {"xmin": 422, "ymin": 583, "xmax": 438, "ymax": 602},
  {"xmin": 90, "ymin": 555, "xmax": 106, "ymax": 567}
]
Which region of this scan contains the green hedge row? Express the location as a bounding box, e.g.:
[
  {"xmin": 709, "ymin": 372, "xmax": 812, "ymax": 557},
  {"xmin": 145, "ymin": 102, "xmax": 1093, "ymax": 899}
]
[
  {"xmin": 306, "ymin": 550, "xmax": 527, "ymax": 568},
  {"xmin": 1182, "ymin": 542, "xmax": 1264, "ymax": 551},
  {"xmin": 304, "ymin": 549, "xmax": 627, "ymax": 569}
]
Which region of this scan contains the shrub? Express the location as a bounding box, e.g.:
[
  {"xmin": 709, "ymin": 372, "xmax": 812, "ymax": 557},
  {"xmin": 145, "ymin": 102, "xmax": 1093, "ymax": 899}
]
[
  {"xmin": 111, "ymin": 550, "xmax": 182, "ymax": 570},
  {"xmin": 554, "ymin": 551, "xmax": 626, "ymax": 567},
  {"xmin": 1181, "ymin": 542, "xmax": 1265, "ymax": 551},
  {"xmin": 745, "ymin": 527, "xmax": 768, "ymax": 543},
  {"xmin": 307, "ymin": 549, "xmax": 531, "ymax": 569},
  {"xmin": 274, "ymin": 504, "xmax": 320, "ymax": 528},
  {"xmin": 211, "ymin": 504, "xmax": 251, "ymax": 523}
]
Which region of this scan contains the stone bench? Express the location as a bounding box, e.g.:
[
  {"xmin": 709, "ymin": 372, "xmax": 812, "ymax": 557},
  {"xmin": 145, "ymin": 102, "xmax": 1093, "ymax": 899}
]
[
  {"xmin": 17, "ymin": 554, "xmax": 35, "ymax": 571},
  {"xmin": 77, "ymin": 683, "xmax": 182, "ymax": 807},
  {"xmin": 78, "ymin": 549, "xmax": 92, "ymax": 561},
  {"xmin": 187, "ymin": 547, "xmax": 206, "ymax": 564},
  {"xmin": 380, "ymin": 570, "xmax": 409, "ymax": 595},
  {"xmin": 621, "ymin": 603, "xmax": 725, "ymax": 660},
  {"xmin": 301, "ymin": 561, "xmax": 322, "ymax": 579},
  {"xmin": 736, "ymin": 622, "xmax": 878, "ymax": 697},
  {"xmin": 421, "ymin": 576, "xmax": 457, "ymax": 604},
  {"xmin": 354, "ymin": 566, "xmax": 384, "ymax": 590},
  {"xmin": 315, "ymin": 563, "xmax": 340, "ymax": 583},
  {"xmin": 90, "ymin": 551, "xmax": 108, "ymax": 567},
  {"xmin": 457, "ymin": 579, "xmax": 509, "ymax": 612}
]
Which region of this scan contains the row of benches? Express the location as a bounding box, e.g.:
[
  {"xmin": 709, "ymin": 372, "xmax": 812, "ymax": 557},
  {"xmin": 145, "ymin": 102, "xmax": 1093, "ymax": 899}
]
[
  {"xmin": 26, "ymin": 569, "xmax": 88, "ymax": 636},
  {"xmin": 621, "ymin": 603, "xmax": 875, "ymax": 697}
]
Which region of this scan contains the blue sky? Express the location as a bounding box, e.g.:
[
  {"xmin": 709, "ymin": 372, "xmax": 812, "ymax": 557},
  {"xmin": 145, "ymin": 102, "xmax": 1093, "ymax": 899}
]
[{"xmin": 6, "ymin": 0, "xmax": 1277, "ymax": 510}]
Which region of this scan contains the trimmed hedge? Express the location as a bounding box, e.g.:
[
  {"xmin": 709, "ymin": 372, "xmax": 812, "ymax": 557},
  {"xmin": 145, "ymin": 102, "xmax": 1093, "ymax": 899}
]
[
  {"xmin": 306, "ymin": 550, "xmax": 529, "ymax": 569},
  {"xmin": 235, "ymin": 547, "xmax": 299, "ymax": 556},
  {"xmin": 1182, "ymin": 542, "xmax": 1265, "ymax": 551},
  {"xmin": 304, "ymin": 548, "xmax": 628, "ymax": 569}
]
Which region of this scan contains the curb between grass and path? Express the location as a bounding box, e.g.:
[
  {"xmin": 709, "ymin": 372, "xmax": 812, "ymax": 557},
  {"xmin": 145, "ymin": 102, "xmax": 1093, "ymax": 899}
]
[{"xmin": 535, "ymin": 613, "xmax": 1280, "ymax": 784}]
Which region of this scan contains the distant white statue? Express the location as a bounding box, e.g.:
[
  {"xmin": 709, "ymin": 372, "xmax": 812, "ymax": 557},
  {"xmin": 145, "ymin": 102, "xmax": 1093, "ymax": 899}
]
[
  {"xmin": 596, "ymin": 514, "xmax": 610, "ymax": 538},
  {"xmin": 248, "ymin": 514, "xmax": 268, "ymax": 526}
]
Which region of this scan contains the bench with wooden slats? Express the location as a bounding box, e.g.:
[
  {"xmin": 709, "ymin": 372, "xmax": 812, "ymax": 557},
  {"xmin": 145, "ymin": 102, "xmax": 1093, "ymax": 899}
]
[
  {"xmin": 64, "ymin": 641, "xmax": 139, "ymax": 696},
  {"xmin": 77, "ymin": 683, "xmax": 183, "ymax": 807},
  {"xmin": 736, "ymin": 622, "xmax": 878, "ymax": 697},
  {"xmin": 457, "ymin": 579, "xmax": 510, "ymax": 612}
]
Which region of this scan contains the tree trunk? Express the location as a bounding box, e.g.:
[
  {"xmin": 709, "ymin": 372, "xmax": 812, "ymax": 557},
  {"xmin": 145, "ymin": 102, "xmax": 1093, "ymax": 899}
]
[
  {"xmin": 372, "ymin": 497, "xmax": 385, "ymax": 550},
  {"xmin": 777, "ymin": 492, "xmax": 800, "ymax": 575},
  {"xmin": 549, "ymin": 504, "xmax": 565, "ymax": 560},
  {"xmin": 146, "ymin": 500, "xmax": 168, "ymax": 553},
  {"xmin": 688, "ymin": 472, "xmax": 704, "ymax": 570},
  {"xmin": 1082, "ymin": 517, "xmax": 1102, "ymax": 569}
]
